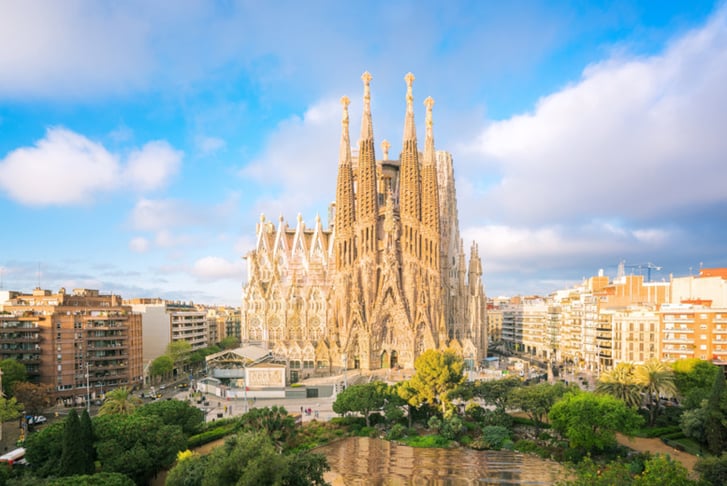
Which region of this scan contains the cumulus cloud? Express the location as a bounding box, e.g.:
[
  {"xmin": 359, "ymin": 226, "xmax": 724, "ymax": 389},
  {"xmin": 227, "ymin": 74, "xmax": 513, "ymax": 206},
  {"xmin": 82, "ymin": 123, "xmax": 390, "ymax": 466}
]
[
  {"xmin": 0, "ymin": 128, "xmax": 119, "ymax": 205},
  {"xmin": 195, "ymin": 135, "xmax": 226, "ymax": 155},
  {"xmin": 447, "ymin": 7, "xmax": 727, "ymax": 294},
  {"xmin": 129, "ymin": 237, "xmax": 150, "ymax": 253},
  {"xmin": 0, "ymin": 1, "xmax": 150, "ymax": 98},
  {"xmin": 240, "ymin": 98, "xmax": 341, "ymax": 218},
  {"xmin": 467, "ymin": 7, "xmax": 727, "ymax": 225},
  {"xmin": 124, "ymin": 141, "xmax": 182, "ymax": 191},
  {"xmin": 0, "ymin": 128, "xmax": 182, "ymax": 206},
  {"xmin": 191, "ymin": 256, "xmax": 245, "ymax": 281}
]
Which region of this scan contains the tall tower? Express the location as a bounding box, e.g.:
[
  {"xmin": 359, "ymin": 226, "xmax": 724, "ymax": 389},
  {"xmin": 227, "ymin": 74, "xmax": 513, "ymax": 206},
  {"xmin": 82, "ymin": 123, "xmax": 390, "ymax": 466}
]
[{"xmin": 334, "ymin": 96, "xmax": 355, "ymax": 271}]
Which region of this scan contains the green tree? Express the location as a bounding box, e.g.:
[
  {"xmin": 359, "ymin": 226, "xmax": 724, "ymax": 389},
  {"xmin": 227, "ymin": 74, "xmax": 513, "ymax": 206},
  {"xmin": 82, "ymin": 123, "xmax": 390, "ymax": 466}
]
[
  {"xmin": 634, "ymin": 454, "xmax": 697, "ymax": 486},
  {"xmin": 46, "ymin": 472, "xmax": 135, "ymax": 486},
  {"xmin": 0, "ymin": 395, "xmax": 23, "ymax": 444},
  {"xmin": 332, "ymin": 382, "xmax": 387, "ymax": 427},
  {"xmin": 237, "ymin": 406, "xmax": 298, "ymax": 450},
  {"xmin": 98, "ymin": 387, "xmax": 142, "ymax": 416},
  {"xmin": 558, "ymin": 455, "xmax": 633, "ymax": 486},
  {"xmin": 549, "ymin": 391, "xmax": 644, "ymax": 452},
  {"xmin": 176, "ymin": 431, "xmax": 328, "ymax": 486},
  {"xmin": 408, "ymin": 350, "xmax": 465, "ymax": 415},
  {"xmin": 672, "ymin": 358, "xmax": 720, "ymax": 410},
  {"xmin": 13, "ymin": 381, "xmax": 51, "ymax": 416},
  {"xmin": 93, "ymin": 413, "xmax": 186, "ymax": 484},
  {"xmin": 136, "ymin": 398, "xmax": 204, "ymax": 436},
  {"xmin": 59, "ymin": 409, "xmax": 86, "ymax": 477},
  {"xmin": 149, "ymin": 354, "xmax": 174, "ymax": 383},
  {"xmin": 167, "ymin": 341, "xmax": 193, "ymax": 372},
  {"xmin": 695, "ymin": 452, "xmax": 727, "ymax": 486},
  {"xmin": 0, "ymin": 358, "xmax": 27, "ymax": 397},
  {"xmin": 218, "ymin": 336, "xmax": 240, "ymax": 350},
  {"xmin": 634, "ymin": 359, "xmax": 677, "ymax": 425},
  {"xmin": 596, "ymin": 363, "xmax": 642, "ymax": 408},
  {"xmin": 166, "ymin": 451, "xmax": 207, "ymax": 486},
  {"xmin": 680, "ymin": 406, "xmax": 707, "ymax": 443},
  {"xmin": 510, "ymin": 381, "xmax": 571, "ymax": 435},
  {"xmin": 24, "ymin": 421, "xmax": 64, "ymax": 477},
  {"xmin": 395, "ymin": 380, "xmax": 421, "ymax": 428},
  {"xmin": 704, "ymin": 368, "xmax": 727, "ymax": 455},
  {"xmin": 80, "ymin": 409, "xmax": 96, "ymax": 474},
  {"xmin": 472, "ymin": 377, "xmax": 521, "ymax": 414}
]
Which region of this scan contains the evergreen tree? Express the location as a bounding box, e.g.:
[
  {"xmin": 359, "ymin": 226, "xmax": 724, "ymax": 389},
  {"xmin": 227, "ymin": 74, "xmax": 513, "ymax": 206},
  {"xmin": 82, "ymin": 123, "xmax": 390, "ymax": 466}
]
[
  {"xmin": 80, "ymin": 409, "xmax": 96, "ymax": 474},
  {"xmin": 705, "ymin": 369, "xmax": 726, "ymax": 455},
  {"xmin": 59, "ymin": 409, "xmax": 86, "ymax": 476}
]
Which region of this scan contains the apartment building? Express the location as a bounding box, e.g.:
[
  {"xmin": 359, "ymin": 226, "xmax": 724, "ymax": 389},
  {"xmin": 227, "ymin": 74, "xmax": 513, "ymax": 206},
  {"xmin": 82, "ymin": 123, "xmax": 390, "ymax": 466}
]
[
  {"xmin": 127, "ymin": 298, "xmax": 208, "ymax": 364},
  {"xmin": 0, "ymin": 288, "xmax": 143, "ymax": 404}
]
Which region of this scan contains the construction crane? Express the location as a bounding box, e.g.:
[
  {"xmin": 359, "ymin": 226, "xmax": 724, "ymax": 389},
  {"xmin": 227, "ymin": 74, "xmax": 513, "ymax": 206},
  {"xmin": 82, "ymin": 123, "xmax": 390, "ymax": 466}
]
[{"xmin": 617, "ymin": 260, "xmax": 662, "ymax": 282}]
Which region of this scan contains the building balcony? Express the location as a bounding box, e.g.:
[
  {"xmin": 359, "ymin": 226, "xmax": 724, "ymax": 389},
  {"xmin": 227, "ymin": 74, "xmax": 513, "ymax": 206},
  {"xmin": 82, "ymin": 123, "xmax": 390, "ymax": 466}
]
[{"xmin": 662, "ymin": 338, "xmax": 695, "ymax": 344}]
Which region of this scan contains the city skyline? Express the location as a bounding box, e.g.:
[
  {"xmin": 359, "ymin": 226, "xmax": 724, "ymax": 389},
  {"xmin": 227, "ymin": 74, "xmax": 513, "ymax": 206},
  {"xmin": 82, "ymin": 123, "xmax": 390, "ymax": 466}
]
[{"xmin": 1, "ymin": 1, "xmax": 726, "ymax": 305}]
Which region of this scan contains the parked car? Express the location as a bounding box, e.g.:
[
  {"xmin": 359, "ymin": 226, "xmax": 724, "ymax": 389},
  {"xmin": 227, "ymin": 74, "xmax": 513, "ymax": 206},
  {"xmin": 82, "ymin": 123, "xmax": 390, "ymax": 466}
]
[{"xmin": 27, "ymin": 416, "xmax": 47, "ymax": 426}]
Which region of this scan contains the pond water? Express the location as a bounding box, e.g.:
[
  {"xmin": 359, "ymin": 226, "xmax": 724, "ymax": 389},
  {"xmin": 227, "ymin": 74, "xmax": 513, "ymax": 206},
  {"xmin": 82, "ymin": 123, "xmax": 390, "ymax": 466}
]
[{"xmin": 316, "ymin": 437, "xmax": 567, "ymax": 485}]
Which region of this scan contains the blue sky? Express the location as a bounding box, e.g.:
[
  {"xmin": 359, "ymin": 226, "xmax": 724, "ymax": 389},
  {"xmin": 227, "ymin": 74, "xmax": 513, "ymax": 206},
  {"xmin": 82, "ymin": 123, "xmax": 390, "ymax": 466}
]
[{"xmin": 1, "ymin": 0, "xmax": 726, "ymax": 305}]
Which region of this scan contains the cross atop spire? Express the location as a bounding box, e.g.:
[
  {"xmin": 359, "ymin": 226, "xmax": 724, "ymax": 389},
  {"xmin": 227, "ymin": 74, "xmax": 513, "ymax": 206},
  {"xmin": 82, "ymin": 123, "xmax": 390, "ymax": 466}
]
[
  {"xmin": 405, "ymin": 72, "xmax": 415, "ymax": 111},
  {"xmin": 403, "ymin": 72, "xmax": 417, "ymax": 142},
  {"xmin": 360, "ymin": 71, "xmax": 374, "ymax": 141},
  {"xmin": 341, "ymin": 96, "xmax": 350, "ymax": 127},
  {"xmin": 381, "ymin": 139, "xmax": 391, "ymax": 160}
]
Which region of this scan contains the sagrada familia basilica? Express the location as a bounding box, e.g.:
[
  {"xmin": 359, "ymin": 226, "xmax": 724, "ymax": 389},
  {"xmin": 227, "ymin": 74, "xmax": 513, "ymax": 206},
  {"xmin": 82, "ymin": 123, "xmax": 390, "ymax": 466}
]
[{"xmin": 241, "ymin": 72, "xmax": 487, "ymax": 380}]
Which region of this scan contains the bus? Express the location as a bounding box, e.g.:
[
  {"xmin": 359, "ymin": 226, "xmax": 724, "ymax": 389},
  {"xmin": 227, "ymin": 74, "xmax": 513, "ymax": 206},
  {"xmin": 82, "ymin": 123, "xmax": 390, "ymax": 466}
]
[{"xmin": 0, "ymin": 447, "xmax": 26, "ymax": 467}]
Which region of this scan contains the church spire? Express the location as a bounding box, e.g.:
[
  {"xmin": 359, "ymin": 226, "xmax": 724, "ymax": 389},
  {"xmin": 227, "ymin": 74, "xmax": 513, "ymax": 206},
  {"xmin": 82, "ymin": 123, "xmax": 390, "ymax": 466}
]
[
  {"xmin": 399, "ymin": 72, "xmax": 422, "ymax": 259},
  {"xmin": 334, "ymin": 95, "xmax": 356, "ymax": 270},
  {"xmin": 355, "ymin": 71, "xmax": 379, "ymax": 256},
  {"xmin": 421, "ymin": 96, "xmax": 441, "ymax": 268},
  {"xmin": 360, "ymin": 71, "xmax": 373, "ymax": 142},
  {"xmin": 403, "ymin": 72, "xmax": 417, "ymax": 143}
]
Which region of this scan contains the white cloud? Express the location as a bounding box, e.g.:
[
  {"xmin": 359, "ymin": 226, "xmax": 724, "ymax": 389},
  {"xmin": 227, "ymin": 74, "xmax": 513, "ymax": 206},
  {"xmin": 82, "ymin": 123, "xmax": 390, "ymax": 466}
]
[
  {"xmin": 465, "ymin": 7, "xmax": 727, "ymax": 225},
  {"xmin": 195, "ymin": 135, "xmax": 226, "ymax": 155},
  {"xmin": 0, "ymin": 128, "xmax": 182, "ymax": 206},
  {"xmin": 191, "ymin": 256, "xmax": 244, "ymax": 281},
  {"xmin": 129, "ymin": 237, "xmax": 150, "ymax": 253},
  {"xmin": 240, "ymin": 98, "xmax": 341, "ymax": 218},
  {"xmin": 0, "ymin": 1, "xmax": 151, "ymax": 98},
  {"xmin": 124, "ymin": 141, "xmax": 182, "ymax": 191},
  {"xmin": 0, "ymin": 127, "xmax": 119, "ymax": 205}
]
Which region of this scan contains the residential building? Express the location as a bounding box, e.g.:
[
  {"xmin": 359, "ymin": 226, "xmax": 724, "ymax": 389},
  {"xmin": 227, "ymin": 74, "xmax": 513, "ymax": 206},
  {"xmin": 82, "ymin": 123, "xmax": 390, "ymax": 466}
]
[{"xmin": 1, "ymin": 288, "xmax": 142, "ymax": 405}]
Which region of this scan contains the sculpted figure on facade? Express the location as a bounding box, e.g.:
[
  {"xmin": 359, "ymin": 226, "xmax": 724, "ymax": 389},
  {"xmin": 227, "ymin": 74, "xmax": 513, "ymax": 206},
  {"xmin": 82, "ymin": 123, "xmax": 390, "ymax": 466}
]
[{"xmin": 241, "ymin": 73, "xmax": 487, "ymax": 379}]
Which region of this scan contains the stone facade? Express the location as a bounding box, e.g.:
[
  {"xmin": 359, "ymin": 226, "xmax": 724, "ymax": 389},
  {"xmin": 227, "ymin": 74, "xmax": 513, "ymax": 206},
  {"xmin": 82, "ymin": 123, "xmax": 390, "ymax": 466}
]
[{"xmin": 241, "ymin": 73, "xmax": 487, "ymax": 378}]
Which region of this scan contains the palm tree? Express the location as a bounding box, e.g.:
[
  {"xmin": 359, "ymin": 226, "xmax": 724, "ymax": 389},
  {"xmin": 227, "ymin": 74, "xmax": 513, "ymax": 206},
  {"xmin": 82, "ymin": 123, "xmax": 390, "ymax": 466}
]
[
  {"xmin": 634, "ymin": 359, "xmax": 677, "ymax": 425},
  {"xmin": 98, "ymin": 387, "xmax": 142, "ymax": 416},
  {"xmin": 596, "ymin": 362, "xmax": 642, "ymax": 408}
]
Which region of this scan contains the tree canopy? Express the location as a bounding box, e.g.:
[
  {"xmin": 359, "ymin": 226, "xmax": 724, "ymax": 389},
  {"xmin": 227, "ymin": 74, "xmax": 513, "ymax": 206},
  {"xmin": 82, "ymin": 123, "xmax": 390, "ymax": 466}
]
[
  {"xmin": 13, "ymin": 381, "xmax": 51, "ymax": 416},
  {"xmin": 0, "ymin": 358, "xmax": 27, "ymax": 396},
  {"xmin": 408, "ymin": 349, "xmax": 465, "ymax": 415},
  {"xmin": 509, "ymin": 381, "xmax": 571, "ymax": 433},
  {"xmin": 166, "ymin": 431, "xmax": 329, "ymax": 486},
  {"xmin": 549, "ymin": 391, "xmax": 643, "ymax": 452},
  {"xmin": 473, "ymin": 377, "xmax": 521, "ymax": 414},
  {"xmin": 332, "ymin": 382, "xmax": 387, "ymax": 426},
  {"xmin": 98, "ymin": 387, "xmax": 142, "ymax": 416}
]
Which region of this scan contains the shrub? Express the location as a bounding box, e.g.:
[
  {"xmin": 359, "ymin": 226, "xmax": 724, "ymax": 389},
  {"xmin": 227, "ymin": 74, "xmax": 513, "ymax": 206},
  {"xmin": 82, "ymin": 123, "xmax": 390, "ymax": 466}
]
[
  {"xmin": 479, "ymin": 425, "xmax": 510, "ymax": 450},
  {"xmin": 187, "ymin": 424, "xmax": 236, "ymax": 448},
  {"xmin": 465, "ymin": 403, "xmax": 486, "ymax": 422},
  {"xmin": 386, "ymin": 423, "xmax": 407, "ymax": 441},
  {"xmin": 401, "ymin": 434, "xmax": 452, "ymax": 448},
  {"xmin": 440, "ymin": 415, "xmax": 464, "ymax": 440}
]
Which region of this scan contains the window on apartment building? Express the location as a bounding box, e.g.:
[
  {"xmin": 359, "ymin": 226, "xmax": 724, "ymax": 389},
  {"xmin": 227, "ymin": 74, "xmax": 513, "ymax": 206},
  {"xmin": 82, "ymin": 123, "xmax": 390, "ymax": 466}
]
[
  {"xmin": 56, "ymin": 321, "xmax": 61, "ymax": 329},
  {"xmin": 700, "ymin": 324, "xmax": 708, "ymax": 329},
  {"xmin": 650, "ymin": 323, "xmax": 655, "ymax": 332},
  {"xmin": 57, "ymin": 333, "xmax": 61, "ymax": 340},
  {"xmin": 701, "ymin": 335, "xmax": 708, "ymax": 340},
  {"xmin": 700, "ymin": 345, "xmax": 707, "ymax": 350}
]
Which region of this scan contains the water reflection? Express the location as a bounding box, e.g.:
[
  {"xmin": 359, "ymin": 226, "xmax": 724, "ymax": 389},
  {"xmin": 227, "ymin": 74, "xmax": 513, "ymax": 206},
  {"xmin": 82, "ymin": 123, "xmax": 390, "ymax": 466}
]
[{"xmin": 317, "ymin": 437, "xmax": 566, "ymax": 485}]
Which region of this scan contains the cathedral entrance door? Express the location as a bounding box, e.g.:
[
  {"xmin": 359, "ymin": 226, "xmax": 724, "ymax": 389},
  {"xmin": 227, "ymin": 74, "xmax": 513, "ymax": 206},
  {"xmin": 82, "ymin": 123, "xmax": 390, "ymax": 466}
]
[
  {"xmin": 390, "ymin": 351, "xmax": 398, "ymax": 369},
  {"xmin": 354, "ymin": 357, "xmax": 360, "ymax": 369},
  {"xmin": 290, "ymin": 370, "xmax": 299, "ymax": 384},
  {"xmin": 381, "ymin": 351, "xmax": 389, "ymax": 369}
]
